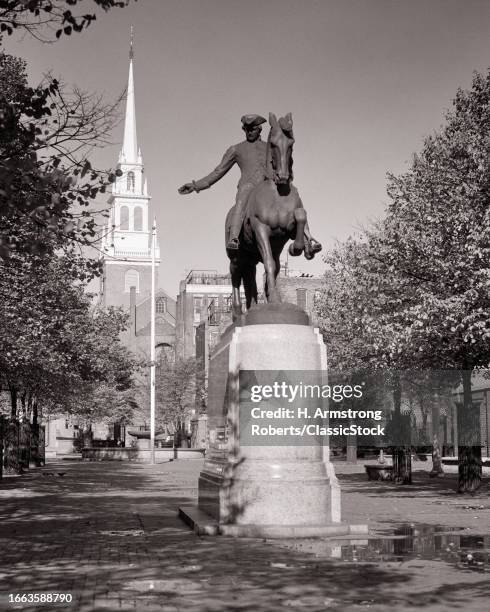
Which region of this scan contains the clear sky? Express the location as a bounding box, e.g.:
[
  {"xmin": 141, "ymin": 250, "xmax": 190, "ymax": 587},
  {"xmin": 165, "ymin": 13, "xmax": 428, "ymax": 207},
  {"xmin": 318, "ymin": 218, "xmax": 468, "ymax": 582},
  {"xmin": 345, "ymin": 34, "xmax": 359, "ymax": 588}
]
[{"xmin": 4, "ymin": 0, "xmax": 490, "ymax": 297}]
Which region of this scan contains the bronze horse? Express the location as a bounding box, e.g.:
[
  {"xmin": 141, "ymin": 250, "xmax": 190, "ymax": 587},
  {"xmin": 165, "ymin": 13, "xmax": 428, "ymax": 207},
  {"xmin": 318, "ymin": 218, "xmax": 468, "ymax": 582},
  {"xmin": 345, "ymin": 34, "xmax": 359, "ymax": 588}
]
[{"xmin": 225, "ymin": 112, "xmax": 321, "ymax": 319}]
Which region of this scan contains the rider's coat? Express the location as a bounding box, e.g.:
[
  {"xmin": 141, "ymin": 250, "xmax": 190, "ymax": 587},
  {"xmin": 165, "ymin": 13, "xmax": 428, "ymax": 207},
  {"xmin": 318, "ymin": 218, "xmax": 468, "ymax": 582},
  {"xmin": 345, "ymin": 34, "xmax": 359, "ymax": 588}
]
[{"xmin": 193, "ymin": 139, "xmax": 268, "ymax": 202}]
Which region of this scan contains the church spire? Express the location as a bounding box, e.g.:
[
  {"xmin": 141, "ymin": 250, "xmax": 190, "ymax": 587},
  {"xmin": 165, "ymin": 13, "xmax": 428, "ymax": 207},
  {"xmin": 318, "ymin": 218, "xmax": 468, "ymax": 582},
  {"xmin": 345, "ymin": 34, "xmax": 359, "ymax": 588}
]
[
  {"xmin": 121, "ymin": 26, "xmax": 138, "ymax": 164},
  {"xmin": 101, "ymin": 28, "xmax": 160, "ymax": 309}
]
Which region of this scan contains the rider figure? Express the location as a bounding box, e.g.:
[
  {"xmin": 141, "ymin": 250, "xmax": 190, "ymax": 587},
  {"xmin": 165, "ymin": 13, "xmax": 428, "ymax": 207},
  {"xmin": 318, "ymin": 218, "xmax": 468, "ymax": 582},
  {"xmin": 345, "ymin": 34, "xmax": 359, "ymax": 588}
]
[
  {"xmin": 178, "ymin": 114, "xmax": 321, "ymax": 257},
  {"xmin": 178, "ymin": 114, "xmax": 267, "ymax": 250}
]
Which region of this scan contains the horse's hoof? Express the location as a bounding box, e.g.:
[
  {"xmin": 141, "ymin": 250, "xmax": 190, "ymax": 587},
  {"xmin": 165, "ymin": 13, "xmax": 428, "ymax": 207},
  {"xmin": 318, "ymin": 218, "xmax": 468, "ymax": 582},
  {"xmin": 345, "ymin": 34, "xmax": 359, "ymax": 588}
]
[
  {"xmin": 304, "ymin": 239, "xmax": 322, "ymax": 260},
  {"xmin": 288, "ymin": 243, "xmax": 303, "ymax": 257}
]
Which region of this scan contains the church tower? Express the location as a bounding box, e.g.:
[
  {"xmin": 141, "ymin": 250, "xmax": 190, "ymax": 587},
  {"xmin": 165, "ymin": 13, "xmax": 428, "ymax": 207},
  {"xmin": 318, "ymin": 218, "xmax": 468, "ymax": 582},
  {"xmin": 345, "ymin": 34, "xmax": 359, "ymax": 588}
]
[{"xmin": 100, "ymin": 29, "xmax": 160, "ymax": 308}]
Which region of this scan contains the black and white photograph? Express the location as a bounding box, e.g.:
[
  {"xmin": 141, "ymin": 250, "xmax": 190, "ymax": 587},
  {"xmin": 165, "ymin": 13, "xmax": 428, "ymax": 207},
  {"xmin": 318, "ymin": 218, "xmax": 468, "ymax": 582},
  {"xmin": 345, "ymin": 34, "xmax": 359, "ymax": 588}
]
[{"xmin": 0, "ymin": 1, "xmax": 489, "ymax": 610}]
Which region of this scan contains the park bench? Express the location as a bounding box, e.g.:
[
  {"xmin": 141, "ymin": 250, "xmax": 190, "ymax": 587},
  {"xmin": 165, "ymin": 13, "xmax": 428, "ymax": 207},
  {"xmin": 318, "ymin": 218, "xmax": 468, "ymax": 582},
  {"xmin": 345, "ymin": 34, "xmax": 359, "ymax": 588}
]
[
  {"xmin": 442, "ymin": 457, "xmax": 490, "ymax": 467},
  {"xmin": 364, "ymin": 464, "xmax": 393, "ymax": 481}
]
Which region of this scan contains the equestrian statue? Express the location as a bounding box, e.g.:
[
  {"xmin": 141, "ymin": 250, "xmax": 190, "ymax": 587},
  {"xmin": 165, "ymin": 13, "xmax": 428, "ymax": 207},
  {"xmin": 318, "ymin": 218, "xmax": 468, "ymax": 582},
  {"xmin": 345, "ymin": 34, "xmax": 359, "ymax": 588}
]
[{"xmin": 178, "ymin": 112, "xmax": 321, "ymax": 319}]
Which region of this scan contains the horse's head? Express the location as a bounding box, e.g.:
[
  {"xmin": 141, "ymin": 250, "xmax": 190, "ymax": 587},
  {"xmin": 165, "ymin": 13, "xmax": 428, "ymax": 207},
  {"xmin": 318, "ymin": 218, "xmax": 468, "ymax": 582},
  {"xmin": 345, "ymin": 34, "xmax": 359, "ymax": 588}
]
[{"xmin": 268, "ymin": 112, "xmax": 294, "ymax": 186}]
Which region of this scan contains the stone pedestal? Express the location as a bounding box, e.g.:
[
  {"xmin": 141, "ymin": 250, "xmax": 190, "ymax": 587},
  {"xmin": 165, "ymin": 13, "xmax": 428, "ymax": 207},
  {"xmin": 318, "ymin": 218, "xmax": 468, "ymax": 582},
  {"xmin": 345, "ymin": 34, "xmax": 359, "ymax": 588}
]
[{"xmin": 181, "ymin": 304, "xmax": 367, "ymax": 538}]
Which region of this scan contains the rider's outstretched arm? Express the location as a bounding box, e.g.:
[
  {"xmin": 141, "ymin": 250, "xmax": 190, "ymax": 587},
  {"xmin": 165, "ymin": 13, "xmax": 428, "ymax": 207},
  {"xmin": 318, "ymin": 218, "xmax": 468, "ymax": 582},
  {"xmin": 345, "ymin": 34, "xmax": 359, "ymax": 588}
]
[{"xmin": 193, "ymin": 146, "xmax": 237, "ymax": 192}]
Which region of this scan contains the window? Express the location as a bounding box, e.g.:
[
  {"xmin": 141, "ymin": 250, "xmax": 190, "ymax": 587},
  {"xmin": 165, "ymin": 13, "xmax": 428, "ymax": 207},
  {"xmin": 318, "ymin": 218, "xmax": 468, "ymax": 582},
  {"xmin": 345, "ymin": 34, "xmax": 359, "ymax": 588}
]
[
  {"xmin": 193, "ymin": 296, "xmax": 202, "ymax": 323},
  {"xmin": 156, "ymin": 297, "xmax": 167, "ymax": 314},
  {"xmin": 134, "ymin": 206, "xmax": 143, "ymax": 231},
  {"xmin": 120, "ymin": 205, "xmax": 129, "ymax": 230},
  {"xmin": 127, "ymin": 171, "xmax": 135, "ymax": 192},
  {"xmin": 156, "ymin": 343, "xmax": 174, "ymax": 363},
  {"xmin": 124, "ymin": 269, "xmax": 139, "ymax": 293}
]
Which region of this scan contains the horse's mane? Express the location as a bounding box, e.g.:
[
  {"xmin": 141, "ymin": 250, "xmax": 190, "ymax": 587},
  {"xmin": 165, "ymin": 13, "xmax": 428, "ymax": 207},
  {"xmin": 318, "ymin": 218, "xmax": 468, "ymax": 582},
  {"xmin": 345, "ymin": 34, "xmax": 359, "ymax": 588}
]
[{"xmin": 265, "ymin": 129, "xmax": 275, "ymax": 180}]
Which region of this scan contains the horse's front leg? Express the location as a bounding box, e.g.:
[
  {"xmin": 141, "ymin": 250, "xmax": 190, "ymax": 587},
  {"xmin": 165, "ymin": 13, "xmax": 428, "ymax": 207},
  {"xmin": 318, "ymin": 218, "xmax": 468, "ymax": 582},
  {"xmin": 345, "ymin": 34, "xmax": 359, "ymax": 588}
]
[
  {"xmin": 229, "ymin": 257, "xmax": 243, "ymax": 320},
  {"xmin": 303, "ymin": 220, "xmax": 322, "ymax": 260},
  {"xmin": 288, "ymin": 207, "xmax": 306, "ymax": 256},
  {"xmin": 254, "ymin": 222, "xmax": 281, "ymax": 303}
]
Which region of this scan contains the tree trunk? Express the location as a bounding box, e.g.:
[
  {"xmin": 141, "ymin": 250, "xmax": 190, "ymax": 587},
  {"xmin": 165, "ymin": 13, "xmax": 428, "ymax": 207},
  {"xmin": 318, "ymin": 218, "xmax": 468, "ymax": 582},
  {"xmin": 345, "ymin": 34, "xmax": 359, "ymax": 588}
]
[
  {"xmin": 346, "ymin": 439, "xmax": 357, "ymax": 463},
  {"xmin": 392, "ymin": 374, "xmax": 412, "ymax": 484},
  {"xmin": 346, "ymin": 401, "xmax": 357, "ymax": 463},
  {"xmin": 430, "ymin": 401, "xmax": 444, "ymax": 477},
  {"xmin": 3, "ymin": 419, "xmax": 22, "ymax": 475},
  {"xmin": 30, "ymin": 403, "xmax": 42, "ymax": 468},
  {"xmin": 19, "ymin": 422, "xmax": 31, "ymax": 470},
  {"xmin": 431, "ymin": 434, "xmax": 444, "ymax": 477},
  {"xmin": 82, "ymin": 424, "xmax": 93, "ymax": 448},
  {"xmin": 458, "ymin": 369, "xmax": 482, "ymax": 493},
  {"xmin": 392, "ymin": 447, "xmax": 412, "ymax": 484},
  {"xmin": 10, "ymin": 386, "xmax": 17, "ymax": 418},
  {"xmin": 420, "ymin": 407, "xmax": 429, "ymax": 442},
  {"xmin": 173, "ymin": 432, "xmax": 178, "ymax": 460},
  {"xmin": 0, "ymin": 415, "xmax": 4, "ymax": 480}
]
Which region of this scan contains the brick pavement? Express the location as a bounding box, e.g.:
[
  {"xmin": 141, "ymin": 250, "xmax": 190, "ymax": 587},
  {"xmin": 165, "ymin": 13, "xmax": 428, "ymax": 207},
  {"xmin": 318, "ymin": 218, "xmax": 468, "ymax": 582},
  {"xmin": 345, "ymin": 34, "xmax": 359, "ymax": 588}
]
[
  {"xmin": 337, "ymin": 459, "xmax": 490, "ymax": 534},
  {"xmin": 0, "ymin": 459, "xmax": 488, "ymax": 612}
]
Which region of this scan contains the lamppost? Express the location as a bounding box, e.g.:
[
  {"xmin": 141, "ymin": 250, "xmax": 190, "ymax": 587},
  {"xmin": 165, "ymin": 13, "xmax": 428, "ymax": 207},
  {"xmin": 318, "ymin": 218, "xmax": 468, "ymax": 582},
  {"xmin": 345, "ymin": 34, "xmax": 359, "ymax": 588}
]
[{"xmin": 150, "ymin": 217, "xmax": 157, "ymax": 465}]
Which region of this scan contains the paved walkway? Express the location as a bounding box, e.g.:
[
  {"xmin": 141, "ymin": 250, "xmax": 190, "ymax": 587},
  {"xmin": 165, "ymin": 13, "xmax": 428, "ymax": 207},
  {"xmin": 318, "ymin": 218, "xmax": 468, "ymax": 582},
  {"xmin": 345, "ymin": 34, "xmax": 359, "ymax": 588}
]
[{"xmin": 0, "ymin": 460, "xmax": 488, "ymax": 612}]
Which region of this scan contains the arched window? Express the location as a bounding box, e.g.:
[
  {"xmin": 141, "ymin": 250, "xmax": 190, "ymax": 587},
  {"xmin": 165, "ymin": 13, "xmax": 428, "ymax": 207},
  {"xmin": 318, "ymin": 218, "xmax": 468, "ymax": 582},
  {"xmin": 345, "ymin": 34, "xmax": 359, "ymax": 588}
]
[
  {"xmin": 156, "ymin": 297, "xmax": 167, "ymax": 314},
  {"xmin": 156, "ymin": 343, "xmax": 174, "ymax": 364},
  {"xmin": 120, "ymin": 206, "xmax": 129, "ymax": 230},
  {"xmin": 127, "ymin": 171, "xmax": 135, "ymax": 192},
  {"xmin": 124, "ymin": 269, "xmax": 139, "ymax": 293},
  {"xmin": 134, "ymin": 206, "xmax": 143, "ymax": 231}
]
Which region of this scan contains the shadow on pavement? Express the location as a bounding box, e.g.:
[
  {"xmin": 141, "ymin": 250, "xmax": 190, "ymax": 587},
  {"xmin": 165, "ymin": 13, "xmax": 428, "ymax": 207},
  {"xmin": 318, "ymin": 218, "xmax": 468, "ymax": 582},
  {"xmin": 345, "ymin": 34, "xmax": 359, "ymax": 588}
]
[
  {"xmin": 0, "ymin": 461, "xmax": 488, "ymax": 611},
  {"xmin": 337, "ymin": 470, "xmax": 490, "ymax": 498}
]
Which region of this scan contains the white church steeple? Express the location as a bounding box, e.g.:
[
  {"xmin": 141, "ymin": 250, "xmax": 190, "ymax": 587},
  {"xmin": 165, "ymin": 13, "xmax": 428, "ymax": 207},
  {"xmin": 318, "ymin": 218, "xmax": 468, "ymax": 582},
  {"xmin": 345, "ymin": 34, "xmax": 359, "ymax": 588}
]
[
  {"xmin": 119, "ymin": 27, "xmax": 138, "ymax": 165},
  {"xmin": 100, "ymin": 28, "xmax": 160, "ymax": 307}
]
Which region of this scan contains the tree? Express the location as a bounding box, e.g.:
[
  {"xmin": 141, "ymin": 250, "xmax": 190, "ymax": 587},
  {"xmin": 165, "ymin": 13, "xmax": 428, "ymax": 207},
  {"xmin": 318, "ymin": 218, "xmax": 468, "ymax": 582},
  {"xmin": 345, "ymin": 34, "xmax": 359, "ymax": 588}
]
[
  {"xmin": 376, "ymin": 71, "xmax": 490, "ymax": 492},
  {"xmin": 0, "ymin": 1, "xmax": 135, "ymax": 43},
  {"xmin": 0, "ymin": 243, "xmax": 138, "ymax": 471},
  {"xmin": 0, "ymin": 246, "xmax": 136, "ymax": 418},
  {"xmin": 318, "ymin": 71, "xmax": 490, "ymax": 492},
  {"xmin": 0, "ymin": 2, "xmax": 136, "ymax": 467},
  {"xmin": 61, "ymin": 379, "xmax": 139, "ymax": 444},
  {"xmin": 0, "ymin": 51, "xmax": 123, "ymax": 259},
  {"xmin": 155, "ymin": 355, "xmax": 205, "ymax": 448},
  {"xmin": 315, "ymin": 235, "xmax": 415, "ymax": 482}
]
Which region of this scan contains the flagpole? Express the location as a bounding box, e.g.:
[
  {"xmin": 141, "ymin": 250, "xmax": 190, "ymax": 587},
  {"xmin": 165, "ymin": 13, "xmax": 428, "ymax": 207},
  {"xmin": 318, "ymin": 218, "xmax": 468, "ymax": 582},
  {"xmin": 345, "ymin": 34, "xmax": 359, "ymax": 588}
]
[{"xmin": 150, "ymin": 217, "xmax": 156, "ymax": 465}]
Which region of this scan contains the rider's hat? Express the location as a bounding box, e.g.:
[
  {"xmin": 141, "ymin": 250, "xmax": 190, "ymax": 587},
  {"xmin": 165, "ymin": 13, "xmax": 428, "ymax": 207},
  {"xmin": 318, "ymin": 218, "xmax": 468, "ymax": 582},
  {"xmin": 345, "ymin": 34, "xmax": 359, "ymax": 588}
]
[{"xmin": 241, "ymin": 114, "xmax": 267, "ymax": 129}]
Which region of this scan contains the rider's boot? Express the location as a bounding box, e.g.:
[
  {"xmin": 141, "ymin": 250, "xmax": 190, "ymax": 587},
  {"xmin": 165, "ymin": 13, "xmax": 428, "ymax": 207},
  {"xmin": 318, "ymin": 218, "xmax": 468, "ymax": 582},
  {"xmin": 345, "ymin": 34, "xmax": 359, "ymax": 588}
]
[
  {"xmin": 227, "ymin": 197, "xmax": 247, "ymax": 251},
  {"xmin": 227, "ymin": 237, "xmax": 239, "ymax": 250}
]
